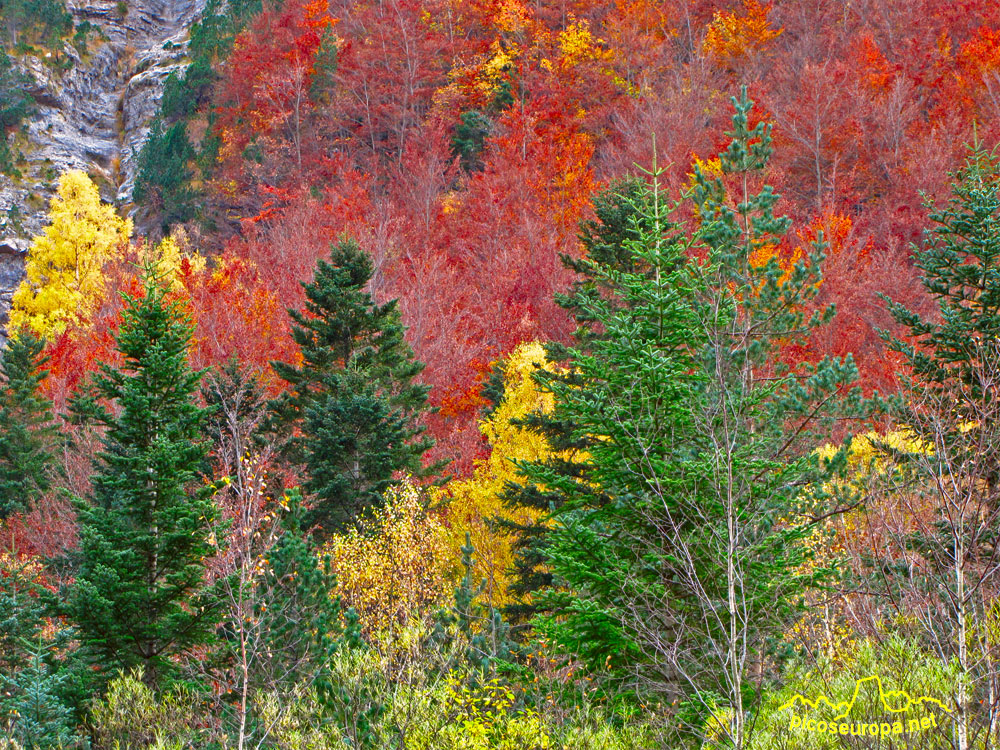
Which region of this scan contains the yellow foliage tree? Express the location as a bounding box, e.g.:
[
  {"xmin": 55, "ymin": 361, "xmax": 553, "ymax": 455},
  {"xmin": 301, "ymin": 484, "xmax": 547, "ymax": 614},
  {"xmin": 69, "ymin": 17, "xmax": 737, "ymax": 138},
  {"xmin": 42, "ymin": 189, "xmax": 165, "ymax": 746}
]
[
  {"xmin": 10, "ymin": 170, "xmax": 132, "ymax": 337},
  {"xmin": 140, "ymin": 231, "xmax": 206, "ymax": 291},
  {"xmin": 788, "ymin": 429, "xmax": 931, "ymax": 657},
  {"xmin": 436, "ymin": 341, "xmax": 563, "ymax": 611},
  {"xmin": 555, "ymin": 20, "xmax": 611, "ymax": 69},
  {"xmin": 325, "ymin": 479, "xmax": 451, "ymax": 638},
  {"xmin": 702, "ymin": 0, "xmax": 782, "ymax": 67}
]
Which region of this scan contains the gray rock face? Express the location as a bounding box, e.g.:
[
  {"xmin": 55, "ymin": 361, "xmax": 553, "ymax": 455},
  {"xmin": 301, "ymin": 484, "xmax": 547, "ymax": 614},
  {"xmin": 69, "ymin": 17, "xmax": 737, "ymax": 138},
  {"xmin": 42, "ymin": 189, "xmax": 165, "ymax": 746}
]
[{"xmin": 0, "ymin": 0, "xmax": 204, "ymax": 328}]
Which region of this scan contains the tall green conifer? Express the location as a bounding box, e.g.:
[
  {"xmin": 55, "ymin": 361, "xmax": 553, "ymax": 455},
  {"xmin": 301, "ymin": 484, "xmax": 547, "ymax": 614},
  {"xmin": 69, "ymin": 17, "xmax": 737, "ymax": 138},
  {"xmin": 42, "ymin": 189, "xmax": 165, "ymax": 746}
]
[
  {"xmin": 876, "ymin": 141, "xmax": 1000, "ymax": 750},
  {"xmin": 518, "ymin": 91, "xmax": 864, "ymax": 749},
  {"xmin": 67, "ymin": 263, "xmax": 219, "ymax": 689},
  {"xmin": 271, "ymin": 239, "xmax": 438, "ymax": 536},
  {"xmin": 0, "ymin": 330, "xmax": 56, "ymax": 519},
  {"xmin": 498, "ymin": 177, "xmax": 655, "ymax": 623}
]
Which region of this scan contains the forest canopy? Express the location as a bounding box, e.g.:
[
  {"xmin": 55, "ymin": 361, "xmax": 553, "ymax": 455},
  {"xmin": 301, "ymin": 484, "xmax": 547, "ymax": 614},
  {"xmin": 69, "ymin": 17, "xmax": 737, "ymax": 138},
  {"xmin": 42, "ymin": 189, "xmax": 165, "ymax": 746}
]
[{"xmin": 4, "ymin": 0, "xmax": 1000, "ymax": 748}]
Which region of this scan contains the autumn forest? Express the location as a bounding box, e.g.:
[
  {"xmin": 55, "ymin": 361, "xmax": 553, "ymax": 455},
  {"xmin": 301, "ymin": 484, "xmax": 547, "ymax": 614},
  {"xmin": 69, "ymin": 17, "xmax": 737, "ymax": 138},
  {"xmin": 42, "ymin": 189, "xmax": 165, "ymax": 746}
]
[{"xmin": 2, "ymin": 0, "xmax": 1000, "ymax": 747}]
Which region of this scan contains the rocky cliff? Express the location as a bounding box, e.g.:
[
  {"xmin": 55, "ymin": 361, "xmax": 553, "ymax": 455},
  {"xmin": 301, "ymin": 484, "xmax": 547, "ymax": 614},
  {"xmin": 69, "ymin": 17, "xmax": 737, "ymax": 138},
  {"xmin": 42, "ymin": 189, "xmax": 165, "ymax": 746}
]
[{"xmin": 0, "ymin": 0, "xmax": 203, "ymax": 327}]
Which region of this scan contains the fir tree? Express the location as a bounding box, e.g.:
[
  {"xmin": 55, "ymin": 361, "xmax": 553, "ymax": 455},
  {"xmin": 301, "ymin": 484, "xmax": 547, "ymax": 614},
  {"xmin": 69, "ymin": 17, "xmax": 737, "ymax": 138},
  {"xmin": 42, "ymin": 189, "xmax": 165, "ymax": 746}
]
[
  {"xmin": 876, "ymin": 141, "xmax": 1000, "ymax": 750},
  {"xmin": 66, "ymin": 262, "xmax": 219, "ymax": 690},
  {"xmin": 0, "ymin": 637, "xmax": 78, "ymax": 749},
  {"xmin": 271, "ymin": 239, "xmax": 438, "ymax": 536},
  {"xmin": 0, "ymin": 330, "xmax": 57, "ymax": 519},
  {"xmin": 256, "ymin": 488, "xmax": 351, "ymax": 701},
  {"xmin": 518, "ymin": 162, "xmax": 706, "ymax": 685},
  {"xmin": 133, "ymin": 117, "xmax": 196, "ymax": 232},
  {"xmin": 498, "ymin": 177, "xmax": 654, "ymax": 622},
  {"xmin": 882, "ymin": 140, "xmax": 1000, "ymax": 434},
  {"xmin": 518, "ymin": 91, "xmax": 864, "ymax": 748},
  {"xmin": 0, "ymin": 555, "xmax": 79, "ymax": 747},
  {"xmin": 0, "ymin": 50, "xmax": 34, "ymax": 175}
]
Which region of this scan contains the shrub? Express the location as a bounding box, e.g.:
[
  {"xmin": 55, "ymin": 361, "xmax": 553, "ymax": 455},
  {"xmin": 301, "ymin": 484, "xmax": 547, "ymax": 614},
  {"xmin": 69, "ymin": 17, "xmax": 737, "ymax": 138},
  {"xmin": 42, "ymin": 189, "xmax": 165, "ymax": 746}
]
[
  {"xmin": 749, "ymin": 637, "xmax": 960, "ymax": 750},
  {"xmin": 88, "ymin": 669, "xmax": 204, "ymax": 750}
]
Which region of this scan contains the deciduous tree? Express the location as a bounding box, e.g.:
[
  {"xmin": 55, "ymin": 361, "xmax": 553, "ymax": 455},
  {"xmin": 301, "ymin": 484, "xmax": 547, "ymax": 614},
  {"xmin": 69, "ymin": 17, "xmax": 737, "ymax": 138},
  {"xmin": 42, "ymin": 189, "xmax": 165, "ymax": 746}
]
[{"xmin": 10, "ymin": 170, "xmax": 132, "ymax": 338}]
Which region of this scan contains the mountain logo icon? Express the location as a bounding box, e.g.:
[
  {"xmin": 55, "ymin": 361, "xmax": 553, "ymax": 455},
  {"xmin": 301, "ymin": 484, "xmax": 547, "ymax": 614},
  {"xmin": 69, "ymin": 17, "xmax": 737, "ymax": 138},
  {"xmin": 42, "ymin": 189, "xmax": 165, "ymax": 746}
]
[
  {"xmin": 778, "ymin": 675, "xmax": 951, "ymax": 721},
  {"xmin": 780, "ymin": 676, "xmax": 952, "ymax": 739}
]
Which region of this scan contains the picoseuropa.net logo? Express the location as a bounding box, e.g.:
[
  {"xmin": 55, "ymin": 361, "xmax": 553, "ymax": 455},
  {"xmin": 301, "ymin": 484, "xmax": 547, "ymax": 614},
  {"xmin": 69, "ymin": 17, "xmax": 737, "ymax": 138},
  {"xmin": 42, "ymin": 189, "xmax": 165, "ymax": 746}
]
[{"xmin": 779, "ymin": 675, "xmax": 952, "ymax": 739}]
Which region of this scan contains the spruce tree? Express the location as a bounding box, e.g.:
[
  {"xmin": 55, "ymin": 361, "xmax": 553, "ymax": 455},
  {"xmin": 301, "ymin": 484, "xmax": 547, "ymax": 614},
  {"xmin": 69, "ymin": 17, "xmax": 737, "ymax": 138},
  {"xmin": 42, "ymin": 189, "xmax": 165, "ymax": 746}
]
[
  {"xmin": 66, "ymin": 263, "xmax": 219, "ymax": 690},
  {"xmin": 0, "ymin": 330, "xmax": 57, "ymax": 519},
  {"xmin": 271, "ymin": 239, "xmax": 438, "ymax": 536}
]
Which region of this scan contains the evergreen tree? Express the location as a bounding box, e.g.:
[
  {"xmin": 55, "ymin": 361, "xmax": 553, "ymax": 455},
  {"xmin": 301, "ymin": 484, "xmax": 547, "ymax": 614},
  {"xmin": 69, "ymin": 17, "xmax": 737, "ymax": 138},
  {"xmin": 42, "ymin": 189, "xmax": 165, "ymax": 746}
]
[
  {"xmin": 517, "ymin": 162, "xmax": 706, "ymax": 684},
  {"xmin": 0, "ymin": 330, "xmax": 57, "ymax": 519},
  {"xmin": 256, "ymin": 488, "xmax": 352, "ymax": 702},
  {"xmin": 1, "ymin": 0, "xmax": 72, "ymax": 49},
  {"xmin": 66, "ymin": 262, "xmax": 219, "ymax": 690},
  {"xmin": 0, "ymin": 49, "xmax": 33, "ymax": 174},
  {"xmin": 498, "ymin": 177, "xmax": 655, "ymax": 622},
  {"xmin": 518, "ymin": 91, "xmax": 864, "ymax": 748},
  {"xmin": 271, "ymin": 239, "xmax": 438, "ymax": 536},
  {"xmin": 882, "ymin": 140, "xmax": 1000, "ymax": 435},
  {"xmin": 875, "ymin": 141, "xmax": 1000, "ymax": 750},
  {"xmin": 133, "ymin": 118, "xmax": 196, "ymax": 232},
  {"xmin": 0, "ymin": 637, "xmax": 78, "ymax": 749},
  {"xmin": 650, "ymin": 90, "xmax": 859, "ymax": 746},
  {"xmin": 0, "ymin": 555, "xmax": 79, "ymax": 747},
  {"xmin": 433, "ymin": 533, "xmax": 518, "ymax": 673}
]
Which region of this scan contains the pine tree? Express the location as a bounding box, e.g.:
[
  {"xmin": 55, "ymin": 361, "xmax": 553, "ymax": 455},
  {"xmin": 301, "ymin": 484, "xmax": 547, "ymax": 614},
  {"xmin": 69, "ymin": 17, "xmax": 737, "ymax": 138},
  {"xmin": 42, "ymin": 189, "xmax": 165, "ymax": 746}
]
[
  {"xmin": 0, "ymin": 330, "xmax": 57, "ymax": 519},
  {"xmin": 660, "ymin": 89, "xmax": 861, "ymax": 747},
  {"xmin": 271, "ymin": 239, "xmax": 438, "ymax": 536},
  {"xmin": 0, "ymin": 50, "xmax": 34, "ymax": 175},
  {"xmin": 66, "ymin": 262, "xmax": 219, "ymax": 690},
  {"xmin": 447, "ymin": 533, "xmax": 517, "ymax": 671}
]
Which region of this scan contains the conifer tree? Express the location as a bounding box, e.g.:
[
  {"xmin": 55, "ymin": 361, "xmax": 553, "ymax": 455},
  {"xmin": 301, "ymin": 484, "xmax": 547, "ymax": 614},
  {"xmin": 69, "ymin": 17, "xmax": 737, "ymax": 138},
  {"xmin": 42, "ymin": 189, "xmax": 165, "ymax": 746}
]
[
  {"xmin": 256, "ymin": 488, "xmax": 350, "ymax": 702},
  {"xmin": 133, "ymin": 118, "xmax": 197, "ymax": 232},
  {"xmin": 656, "ymin": 90, "xmax": 860, "ymax": 747},
  {"xmin": 498, "ymin": 177, "xmax": 654, "ymax": 622},
  {"xmin": 518, "ymin": 91, "xmax": 864, "ymax": 749},
  {"xmin": 272, "ymin": 239, "xmax": 438, "ymax": 536},
  {"xmin": 0, "ymin": 49, "xmax": 33, "ymax": 175},
  {"xmin": 0, "ymin": 637, "xmax": 78, "ymax": 749},
  {"xmin": 66, "ymin": 262, "xmax": 219, "ymax": 690},
  {"xmin": 0, "ymin": 555, "xmax": 80, "ymax": 747},
  {"xmin": 517, "ymin": 162, "xmax": 707, "ymax": 684},
  {"xmin": 439, "ymin": 533, "xmax": 518, "ymax": 672},
  {"xmin": 0, "ymin": 330, "xmax": 57, "ymax": 519},
  {"xmin": 875, "ymin": 141, "xmax": 1000, "ymax": 750}
]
